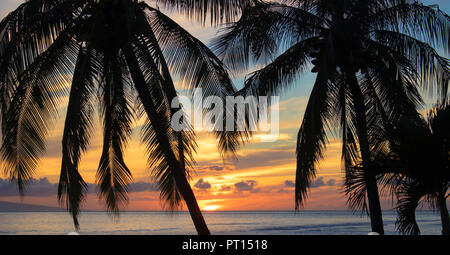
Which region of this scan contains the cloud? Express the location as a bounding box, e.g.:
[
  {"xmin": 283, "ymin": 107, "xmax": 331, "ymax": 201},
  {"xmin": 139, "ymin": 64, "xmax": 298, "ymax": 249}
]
[
  {"xmin": 219, "ymin": 185, "xmax": 231, "ymax": 191},
  {"xmin": 310, "ymin": 177, "xmax": 326, "ymax": 187},
  {"xmin": 0, "ymin": 178, "xmax": 159, "ymax": 197},
  {"xmin": 277, "ymin": 188, "xmax": 290, "ymax": 193},
  {"xmin": 232, "ymin": 147, "xmax": 296, "ymax": 170},
  {"xmin": 284, "ymin": 180, "xmax": 295, "ymax": 188},
  {"xmin": 234, "ymin": 180, "xmax": 259, "ymax": 192},
  {"xmin": 326, "ymin": 178, "xmax": 336, "ymax": 186},
  {"xmin": 128, "ymin": 181, "xmax": 160, "ymax": 192},
  {"xmin": 283, "ymin": 177, "xmax": 339, "ymax": 189},
  {"xmin": 198, "ymin": 165, "xmax": 233, "ymax": 172},
  {"xmin": 194, "ymin": 179, "xmax": 211, "ymax": 190},
  {"xmin": 310, "ymin": 177, "xmax": 338, "ymax": 188},
  {"xmin": 0, "ymin": 178, "xmax": 57, "ymax": 196}
]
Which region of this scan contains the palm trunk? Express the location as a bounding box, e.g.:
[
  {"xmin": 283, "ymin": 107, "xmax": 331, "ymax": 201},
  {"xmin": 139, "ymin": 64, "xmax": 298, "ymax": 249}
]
[
  {"xmin": 347, "ymin": 69, "xmax": 385, "ymax": 235},
  {"xmin": 438, "ymin": 194, "xmax": 450, "ymax": 235},
  {"xmin": 122, "ymin": 44, "xmax": 210, "ymax": 235},
  {"xmin": 365, "ymin": 173, "xmax": 384, "ymax": 235},
  {"xmin": 172, "ymin": 164, "xmax": 211, "ymax": 234}
]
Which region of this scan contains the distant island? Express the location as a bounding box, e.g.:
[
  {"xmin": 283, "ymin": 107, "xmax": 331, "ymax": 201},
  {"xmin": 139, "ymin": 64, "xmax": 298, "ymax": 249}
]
[{"xmin": 0, "ymin": 201, "xmax": 65, "ymax": 212}]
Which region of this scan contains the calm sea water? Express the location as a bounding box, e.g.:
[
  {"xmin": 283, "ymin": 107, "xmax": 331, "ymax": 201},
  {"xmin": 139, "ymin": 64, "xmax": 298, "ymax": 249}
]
[{"xmin": 0, "ymin": 211, "xmax": 443, "ymax": 235}]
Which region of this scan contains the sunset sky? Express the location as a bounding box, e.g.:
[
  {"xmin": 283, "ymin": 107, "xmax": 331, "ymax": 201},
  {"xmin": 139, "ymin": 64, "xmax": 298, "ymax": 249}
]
[{"xmin": 0, "ymin": 0, "xmax": 449, "ymax": 213}]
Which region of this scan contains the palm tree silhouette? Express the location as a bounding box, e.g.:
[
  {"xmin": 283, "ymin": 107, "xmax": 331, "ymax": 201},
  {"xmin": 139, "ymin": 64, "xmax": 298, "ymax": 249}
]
[
  {"xmin": 355, "ymin": 103, "xmax": 450, "ymax": 235},
  {"xmin": 0, "ymin": 0, "xmax": 246, "ymax": 235},
  {"xmin": 213, "ymin": 0, "xmax": 449, "ymax": 234}
]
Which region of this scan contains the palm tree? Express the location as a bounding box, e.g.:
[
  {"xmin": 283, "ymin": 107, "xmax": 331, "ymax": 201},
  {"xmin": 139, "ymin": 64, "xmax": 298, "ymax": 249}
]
[
  {"xmin": 0, "ymin": 0, "xmax": 247, "ymax": 235},
  {"xmin": 212, "ymin": 0, "xmax": 450, "ymax": 234},
  {"xmin": 356, "ymin": 103, "xmax": 450, "ymax": 235}
]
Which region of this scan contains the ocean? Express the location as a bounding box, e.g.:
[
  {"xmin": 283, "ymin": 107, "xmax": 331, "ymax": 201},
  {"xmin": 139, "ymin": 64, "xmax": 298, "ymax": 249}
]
[{"xmin": 0, "ymin": 210, "xmax": 443, "ymax": 235}]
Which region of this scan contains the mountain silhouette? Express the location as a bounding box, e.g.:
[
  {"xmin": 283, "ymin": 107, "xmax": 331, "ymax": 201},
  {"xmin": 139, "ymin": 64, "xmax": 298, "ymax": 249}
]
[{"xmin": 0, "ymin": 201, "xmax": 64, "ymax": 212}]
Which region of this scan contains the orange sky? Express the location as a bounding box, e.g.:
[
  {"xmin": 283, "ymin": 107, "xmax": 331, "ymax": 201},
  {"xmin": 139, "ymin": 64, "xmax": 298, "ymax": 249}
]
[
  {"xmin": 0, "ymin": 98, "xmax": 353, "ymax": 211},
  {"xmin": 0, "ymin": 0, "xmax": 446, "ymax": 213}
]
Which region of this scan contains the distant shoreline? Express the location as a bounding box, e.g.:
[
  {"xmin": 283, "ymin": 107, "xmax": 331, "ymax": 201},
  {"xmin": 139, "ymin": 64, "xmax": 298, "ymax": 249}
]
[
  {"xmin": 0, "ymin": 209, "xmax": 438, "ymax": 213},
  {"xmin": 0, "ymin": 200, "xmax": 440, "ymax": 213}
]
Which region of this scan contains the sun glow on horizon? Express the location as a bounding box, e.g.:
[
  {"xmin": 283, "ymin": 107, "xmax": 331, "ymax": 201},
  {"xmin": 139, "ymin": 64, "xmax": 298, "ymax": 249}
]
[{"xmin": 203, "ymin": 205, "xmax": 219, "ymax": 211}]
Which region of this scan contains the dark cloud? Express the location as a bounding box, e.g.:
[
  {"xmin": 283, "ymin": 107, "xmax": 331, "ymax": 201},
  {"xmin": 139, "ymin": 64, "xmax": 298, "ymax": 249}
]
[
  {"xmin": 284, "ymin": 177, "xmax": 339, "ymax": 189},
  {"xmin": 232, "ymin": 148, "xmax": 295, "ymax": 170},
  {"xmin": 209, "ymin": 166, "xmax": 228, "ymax": 171},
  {"xmin": 310, "ymin": 177, "xmax": 338, "ymax": 188},
  {"xmin": 310, "ymin": 177, "xmax": 326, "ymax": 187},
  {"xmin": 277, "ymin": 188, "xmax": 290, "ymax": 193},
  {"xmin": 219, "ymin": 185, "xmax": 231, "ymax": 191},
  {"xmin": 250, "ymin": 188, "xmax": 261, "ymax": 193},
  {"xmin": 0, "ymin": 178, "xmax": 159, "ymax": 196},
  {"xmin": 284, "ymin": 180, "xmax": 295, "ymax": 188},
  {"xmin": 234, "ymin": 180, "xmax": 258, "ymax": 192},
  {"xmin": 194, "ymin": 179, "xmax": 211, "ymax": 190},
  {"xmin": 198, "ymin": 165, "xmax": 233, "ymax": 172},
  {"xmin": 0, "ymin": 178, "xmax": 57, "ymax": 196},
  {"xmin": 326, "ymin": 178, "xmax": 336, "ymax": 186},
  {"xmin": 128, "ymin": 181, "xmax": 160, "ymax": 192}
]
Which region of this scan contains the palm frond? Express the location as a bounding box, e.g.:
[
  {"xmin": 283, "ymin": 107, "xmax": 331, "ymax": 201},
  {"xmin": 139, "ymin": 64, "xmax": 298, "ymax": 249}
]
[
  {"xmin": 222, "ymin": 38, "xmax": 317, "ymax": 156},
  {"xmin": 143, "ymin": 5, "xmax": 248, "ymax": 155},
  {"xmin": 395, "ymin": 180, "xmax": 424, "ymax": 235},
  {"xmin": 210, "ymin": 1, "xmax": 322, "ymax": 72},
  {"xmin": 58, "ymin": 44, "xmax": 98, "ymax": 229},
  {"xmin": 144, "ymin": 5, "xmax": 236, "ymax": 98},
  {"xmin": 1, "ymin": 31, "xmax": 78, "ymax": 193},
  {"xmin": 96, "ymin": 53, "xmax": 134, "ymax": 214},
  {"xmin": 344, "ymin": 163, "xmax": 369, "ymax": 213},
  {"xmin": 154, "ymin": 0, "xmax": 251, "ymax": 24},
  {"xmin": 358, "ymin": 70, "xmax": 390, "ymax": 149},
  {"xmin": 295, "ymin": 34, "xmax": 335, "ymax": 209},
  {"xmin": 240, "ymin": 37, "xmax": 317, "ymax": 98},
  {"xmin": 371, "ymin": 2, "xmax": 450, "ymax": 52},
  {"xmin": 373, "ymin": 30, "xmax": 450, "ymax": 101},
  {"xmin": 364, "ymin": 39, "xmax": 424, "ymax": 120},
  {"xmin": 427, "ymin": 102, "xmax": 450, "ymax": 146},
  {"xmin": 122, "ymin": 42, "xmax": 185, "ymax": 210},
  {"xmin": 0, "ymin": 0, "xmax": 85, "ymax": 121},
  {"xmin": 133, "ymin": 10, "xmax": 197, "ymax": 171},
  {"xmin": 333, "ymin": 72, "xmax": 360, "ymax": 170}
]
